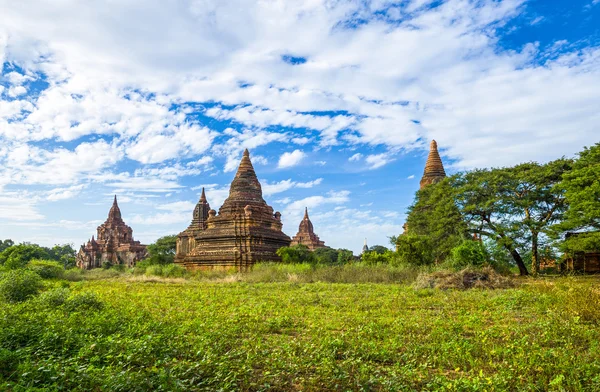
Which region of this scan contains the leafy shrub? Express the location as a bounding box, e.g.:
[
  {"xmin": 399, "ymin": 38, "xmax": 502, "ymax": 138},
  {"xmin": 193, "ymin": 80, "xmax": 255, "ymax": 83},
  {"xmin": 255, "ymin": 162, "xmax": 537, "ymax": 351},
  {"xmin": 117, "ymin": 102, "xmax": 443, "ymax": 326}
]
[
  {"xmin": 0, "ymin": 269, "xmax": 44, "ymax": 302},
  {"xmin": 277, "ymin": 245, "xmax": 316, "ymax": 264},
  {"xmin": 65, "ymin": 292, "xmax": 104, "ymax": 312},
  {"xmin": 0, "ymin": 348, "xmax": 19, "ymax": 378},
  {"xmin": 0, "ymin": 244, "xmax": 51, "ymax": 269},
  {"xmin": 27, "ymin": 259, "xmax": 65, "ymax": 279},
  {"xmin": 101, "ymin": 261, "xmax": 113, "ymax": 269},
  {"xmin": 395, "ymin": 233, "xmax": 435, "ymax": 265},
  {"xmin": 144, "ymin": 264, "xmax": 188, "ymax": 278},
  {"xmin": 63, "ymin": 268, "xmax": 85, "ymax": 281},
  {"xmin": 449, "ymin": 241, "xmax": 488, "ymax": 269},
  {"xmin": 162, "ymin": 264, "xmax": 187, "ymax": 278},
  {"xmin": 361, "ymin": 250, "xmax": 397, "ymax": 265},
  {"xmin": 39, "ymin": 287, "xmax": 70, "ymax": 307}
]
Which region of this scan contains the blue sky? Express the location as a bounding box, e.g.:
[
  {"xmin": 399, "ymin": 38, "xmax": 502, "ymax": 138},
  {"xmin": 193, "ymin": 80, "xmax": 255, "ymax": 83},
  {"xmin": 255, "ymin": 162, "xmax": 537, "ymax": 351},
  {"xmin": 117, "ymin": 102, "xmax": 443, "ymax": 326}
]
[{"xmin": 0, "ymin": 0, "xmax": 599, "ymax": 254}]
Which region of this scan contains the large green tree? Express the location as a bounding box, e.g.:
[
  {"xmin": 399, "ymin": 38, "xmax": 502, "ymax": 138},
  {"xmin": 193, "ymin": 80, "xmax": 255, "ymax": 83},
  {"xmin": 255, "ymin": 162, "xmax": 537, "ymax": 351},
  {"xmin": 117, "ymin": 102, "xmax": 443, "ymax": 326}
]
[
  {"xmin": 403, "ymin": 176, "xmax": 469, "ymax": 263},
  {"xmin": 146, "ymin": 235, "xmax": 178, "ymax": 265},
  {"xmin": 503, "ymin": 159, "xmax": 572, "ymax": 274},
  {"xmin": 557, "ymin": 142, "xmax": 600, "ymax": 253},
  {"xmin": 455, "ymin": 169, "xmax": 530, "ymax": 275}
]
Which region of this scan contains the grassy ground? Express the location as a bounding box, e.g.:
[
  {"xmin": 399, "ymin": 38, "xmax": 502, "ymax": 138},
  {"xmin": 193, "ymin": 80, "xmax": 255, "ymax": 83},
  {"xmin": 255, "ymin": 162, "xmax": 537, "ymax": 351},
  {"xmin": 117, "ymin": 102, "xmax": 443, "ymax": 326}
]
[{"xmin": 1, "ymin": 273, "xmax": 599, "ymax": 391}]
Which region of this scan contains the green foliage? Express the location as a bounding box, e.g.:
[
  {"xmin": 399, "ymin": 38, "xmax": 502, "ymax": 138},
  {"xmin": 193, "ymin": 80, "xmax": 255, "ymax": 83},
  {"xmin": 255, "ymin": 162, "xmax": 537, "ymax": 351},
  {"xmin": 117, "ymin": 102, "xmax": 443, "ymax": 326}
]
[
  {"xmin": 276, "ymin": 244, "xmax": 315, "ymax": 264},
  {"xmin": 0, "ymin": 242, "xmax": 76, "ymax": 270},
  {"xmin": 277, "ymin": 245, "xmax": 356, "ymax": 265},
  {"xmin": 558, "ymin": 142, "xmax": 600, "ymax": 253},
  {"xmin": 39, "ymin": 287, "xmax": 70, "ymax": 307},
  {"xmin": 146, "ymin": 235, "xmax": 177, "ymax": 265},
  {"xmin": 0, "ymin": 239, "xmax": 14, "ymax": 253},
  {"xmin": 361, "ymin": 250, "xmax": 397, "ymax": 265},
  {"xmin": 337, "ymin": 249, "xmax": 354, "ymax": 264},
  {"xmin": 64, "ymin": 292, "xmax": 104, "ymax": 312},
  {"xmin": 395, "ymin": 233, "xmax": 435, "ymax": 265},
  {"xmin": 145, "ymin": 264, "xmax": 188, "ymax": 278},
  {"xmin": 0, "ymin": 269, "xmax": 43, "ymax": 303},
  {"xmin": 368, "ymin": 245, "xmax": 389, "ymax": 254},
  {"xmin": 449, "ymin": 241, "xmax": 488, "ymax": 269},
  {"xmin": 0, "ymin": 277, "xmax": 599, "ymax": 390},
  {"xmin": 405, "ymin": 177, "xmax": 468, "ymax": 262},
  {"xmin": 0, "ymin": 243, "xmax": 51, "ymax": 269},
  {"xmin": 26, "ymin": 260, "xmax": 64, "ymax": 279},
  {"xmin": 48, "ymin": 244, "xmax": 77, "ymax": 269}
]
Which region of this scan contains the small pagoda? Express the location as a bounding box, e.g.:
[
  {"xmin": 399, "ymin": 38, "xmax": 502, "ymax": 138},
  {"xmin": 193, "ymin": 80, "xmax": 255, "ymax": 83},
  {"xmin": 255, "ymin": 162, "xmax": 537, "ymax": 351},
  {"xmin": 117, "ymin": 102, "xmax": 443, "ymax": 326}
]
[
  {"xmin": 290, "ymin": 208, "xmax": 326, "ymax": 250},
  {"xmin": 175, "ymin": 187, "xmax": 211, "ymax": 260},
  {"xmin": 177, "ymin": 149, "xmax": 291, "ymax": 269},
  {"xmin": 420, "ymin": 140, "xmax": 446, "ymax": 189},
  {"xmin": 76, "ymin": 196, "xmax": 147, "ymax": 269}
]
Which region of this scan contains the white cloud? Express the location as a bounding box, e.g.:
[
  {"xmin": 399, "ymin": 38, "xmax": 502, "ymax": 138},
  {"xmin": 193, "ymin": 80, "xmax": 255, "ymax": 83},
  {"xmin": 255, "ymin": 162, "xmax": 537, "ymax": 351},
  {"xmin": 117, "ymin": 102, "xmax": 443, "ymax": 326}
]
[
  {"xmin": 46, "ymin": 184, "xmax": 88, "ymax": 201},
  {"xmin": 365, "ymin": 153, "xmax": 393, "ymax": 169},
  {"xmin": 407, "ymin": 174, "xmax": 415, "ymax": 179},
  {"xmin": 0, "ymin": 193, "xmax": 44, "ymax": 221},
  {"xmin": 278, "ymin": 149, "xmax": 306, "ymax": 169},
  {"xmin": 349, "ymin": 153, "xmax": 363, "ymax": 162},
  {"xmin": 262, "ymin": 178, "xmax": 323, "ymax": 196}
]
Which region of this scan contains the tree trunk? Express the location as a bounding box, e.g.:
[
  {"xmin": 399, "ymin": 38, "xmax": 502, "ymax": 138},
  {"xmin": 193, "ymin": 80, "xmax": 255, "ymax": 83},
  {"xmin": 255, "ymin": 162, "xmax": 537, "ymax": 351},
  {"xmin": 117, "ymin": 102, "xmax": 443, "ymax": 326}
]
[
  {"xmin": 531, "ymin": 232, "xmax": 539, "ymax": 276},
  {"xmin": 504, "ymin": 245, "xmax": 529, "ymax": 276}
]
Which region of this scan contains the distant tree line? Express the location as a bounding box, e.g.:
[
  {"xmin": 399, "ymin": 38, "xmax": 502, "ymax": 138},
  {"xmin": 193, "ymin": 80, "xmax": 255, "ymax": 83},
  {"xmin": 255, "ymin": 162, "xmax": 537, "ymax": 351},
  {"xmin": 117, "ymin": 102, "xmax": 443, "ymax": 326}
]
[
  {"xmin": 0, "ymin": 241, "xmax": 77, "ymax": 269},
  {"xmin": 392, "ymin": 141, "xmax": 600, "ymax": 276}
]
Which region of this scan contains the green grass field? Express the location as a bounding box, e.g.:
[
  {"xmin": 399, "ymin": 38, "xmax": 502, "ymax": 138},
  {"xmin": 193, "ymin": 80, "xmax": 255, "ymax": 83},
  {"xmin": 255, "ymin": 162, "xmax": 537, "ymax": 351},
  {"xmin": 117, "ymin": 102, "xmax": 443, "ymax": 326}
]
[{"xmin": 1, "ymin": 272, "xmax": 599, "ymax": 391}]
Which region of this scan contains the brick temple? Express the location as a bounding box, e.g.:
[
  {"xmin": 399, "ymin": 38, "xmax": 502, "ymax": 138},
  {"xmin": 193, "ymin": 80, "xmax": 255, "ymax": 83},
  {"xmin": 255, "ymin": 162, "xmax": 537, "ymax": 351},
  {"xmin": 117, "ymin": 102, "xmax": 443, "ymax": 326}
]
[
  {"xmin": 176, "ymin": 149, "xmax": 291, "ymax": 269},
  {"xmin": 420, "ymin": 140, "xmax": 446, "ymax": 189},
  {"xmin": 76, "ymin": 196, "xmax": 147, "ymax": 269},
  {"xmin": 176, "ymin": 187, "xmax": 210, "ymax": 259},
  {"xmin": 290, "ymin": 207, "xmax": 326, "ymax": 250}
]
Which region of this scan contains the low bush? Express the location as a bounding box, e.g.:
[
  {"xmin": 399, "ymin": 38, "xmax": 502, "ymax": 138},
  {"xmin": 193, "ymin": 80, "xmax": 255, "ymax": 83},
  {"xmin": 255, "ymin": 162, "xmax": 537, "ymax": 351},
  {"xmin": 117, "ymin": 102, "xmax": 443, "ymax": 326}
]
[
  {"xmin": 0, "ymin": 348, "xmax": 19, "ymax": 378},
  {"xmin": 63, "ymin": 268, "xmax": 85, "ymax": 281},
  {"xmin": 39, "ymin": 287, "xmax": 70, "ymax": 307},
  {"xmin": 27, "ymin": 259, "xmax": 65, "ymax": 279},
  {"xmin": 414, "ymin": 266, "xmax": 516, "ymax": 290},
  {"xmin": 144, "ymin": 264, "xmax": 188, "ymax": 278},
  {"xmin": 65, "ymin": 291, "xmax": 104, "ymax": 312},
  {"xmin": 0, "ymin": 269, "xmax": 44, "ymax": 302},
  {"xmin": 449, "ymin": 240, "xmax": 488, "ymax": 269}
]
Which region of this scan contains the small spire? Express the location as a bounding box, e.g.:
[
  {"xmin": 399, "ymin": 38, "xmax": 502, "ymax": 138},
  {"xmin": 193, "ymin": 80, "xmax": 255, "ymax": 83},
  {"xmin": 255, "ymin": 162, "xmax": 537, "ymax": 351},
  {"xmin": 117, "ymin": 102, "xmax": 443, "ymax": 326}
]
[
  {"xmin": 113, "ymin": 195, "xmax": 118, "ymax": 205},
  {"xmin": 304, "ymin": 207, "xmax": 309, "ymax": 219},
  {"xmin": 200, "ymin": 187, "xmax": 206, "ymax": 202},
  {"xmin": 243, "ymin": 148, "xmax": 250, "ymax": 157}
]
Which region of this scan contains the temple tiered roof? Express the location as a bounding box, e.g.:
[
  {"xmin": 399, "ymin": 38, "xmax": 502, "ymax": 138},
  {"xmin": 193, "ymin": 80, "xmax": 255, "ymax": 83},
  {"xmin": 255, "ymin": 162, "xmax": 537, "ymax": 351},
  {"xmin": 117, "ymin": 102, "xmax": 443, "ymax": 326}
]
[
  {"xmin": 420, "ymin": 140, "xmax": 446, "ymax": 189},
  {"xmin": 291, "ymin": 208, "xmax": 326, "ymax": 250}
]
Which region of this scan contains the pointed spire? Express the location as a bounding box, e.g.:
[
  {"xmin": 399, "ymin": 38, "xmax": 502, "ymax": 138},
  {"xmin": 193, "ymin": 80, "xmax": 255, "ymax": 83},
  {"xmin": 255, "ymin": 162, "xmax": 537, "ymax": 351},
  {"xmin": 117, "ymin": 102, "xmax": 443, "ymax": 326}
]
[
  {"xmin": 200, "ymin": 187, "xmax": 206, "ymax": 202},
  {"xmin": 224, "ymin": 148, "xmax": 264, "ymax": 204},
  {"xmin": 420, "ymin": 139, "xmax": 446, "ymax": 189},
  {"xmin": 108, "ymin": 194, "xmax": 122, "ymax": 221},
  {"xmin": 304, "ymin": 207, "xmax": 309, "ymax": 220}
]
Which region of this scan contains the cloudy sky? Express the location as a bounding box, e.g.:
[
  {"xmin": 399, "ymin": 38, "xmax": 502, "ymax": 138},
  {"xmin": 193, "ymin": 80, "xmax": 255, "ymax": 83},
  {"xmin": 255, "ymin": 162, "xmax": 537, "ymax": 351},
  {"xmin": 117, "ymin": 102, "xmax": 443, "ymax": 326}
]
[{"xmin": 0, "ymin": 0, "xmax": 599, "ymax": 254}]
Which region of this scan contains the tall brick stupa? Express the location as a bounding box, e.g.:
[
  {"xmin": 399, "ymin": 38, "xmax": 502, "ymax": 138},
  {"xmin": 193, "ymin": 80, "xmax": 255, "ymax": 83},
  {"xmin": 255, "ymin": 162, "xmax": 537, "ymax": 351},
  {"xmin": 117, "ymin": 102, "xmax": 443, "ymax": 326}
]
[
  {"xmin": 419, "ymin": 140, "xmax": 446, "ymax": 189},
  {"xmin": 176, "ymin": 149, "xmax": 291, "ymax": 269}
]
